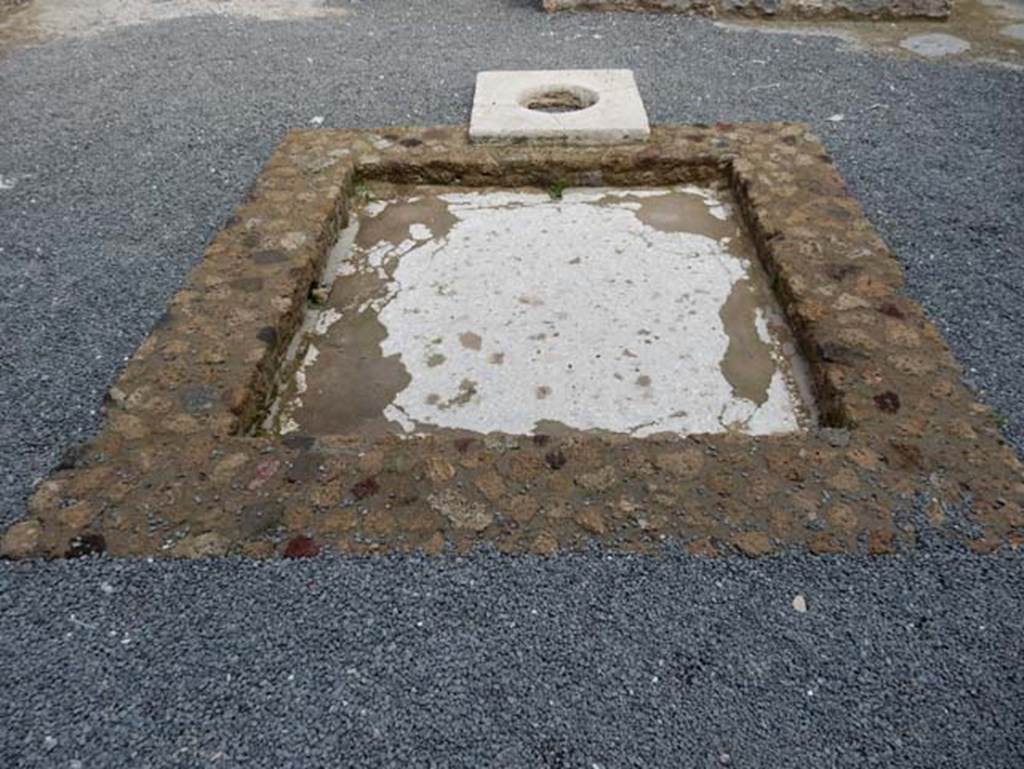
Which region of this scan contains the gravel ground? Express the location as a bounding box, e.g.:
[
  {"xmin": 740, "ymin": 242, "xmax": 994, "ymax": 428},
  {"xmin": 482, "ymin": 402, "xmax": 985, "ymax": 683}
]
[
  {"xmin": 2, "ymin": 550, "xmax": 1024, "ymax": 768},
  {"xmin": 1, "ymin": 1, "xmax": 1023, "ymax": 766}
]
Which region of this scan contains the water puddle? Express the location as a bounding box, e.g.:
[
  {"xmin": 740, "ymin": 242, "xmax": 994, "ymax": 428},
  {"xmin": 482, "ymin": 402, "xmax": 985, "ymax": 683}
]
[{"xmin": 265, "ymin": 183, "xmax": 816, "ymax": 439}]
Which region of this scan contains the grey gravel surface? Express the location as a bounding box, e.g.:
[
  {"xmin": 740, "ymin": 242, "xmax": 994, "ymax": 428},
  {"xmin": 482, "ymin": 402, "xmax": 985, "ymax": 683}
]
[
  {"xmin": 1, "ymin": 2, "xmax": 1023, "ymax": 526},
  {"xmin": 2, "ymin": 550, "xmax": 1024, "ymax": 768},
  {"xmin": 1, "ymin": 1, "xmax": 1023, "ymax": 766}
]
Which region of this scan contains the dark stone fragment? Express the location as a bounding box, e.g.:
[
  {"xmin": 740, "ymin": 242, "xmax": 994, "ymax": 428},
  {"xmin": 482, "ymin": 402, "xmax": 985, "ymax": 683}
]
[
  {"xmin": 283, "ymin": 536, "xmax": 320, "ymax": 559},
  {"xmin": 889, "ymin": 440, "xmax": 923, "ymax": 469},
  {"xmin": 65, "ymin": 534, "xmax": 106, "ymax": 559},
  {"xmin": 879, "ymin": 303, "xmax": 906, "ymax": 319},
  {"xmin": 399, "ymin": 137, "xmax": 423, "ymax": 147},
  {"xmin": 532, "ymin": 434, "xmax": 550, "ymax": 447},
  {"xmin": 251, "ymin": 249, "xmax": 287, "ymax": 264},
  {"xmin": 874, "ymin": 391, "xmax": 901, "ymax": 414},
  {"xmin": 231, "ymin": 277, "xmax": 264, "ymax": 293},
  {"xmin": 818, "ymin": 342, "xmax": 867, "ymax": 364},
  {"xmin": 240, "ymin": 501, "xmax": 285, "ymax": 536},
  {"xmin": 256, "ymin": 326, "xmax": 278, "ymax": 345},
  {"xmin": 823, "ymin": 204, "xmax": 853, "ymax": 221},
  {"xmin": 55, "ymin": 442, "xmax": 86, "ymax": 471},
  {"xmin": 803, "ymin": 178, "xmax": 844, "ymax": 196},
  {"xmin": 286, "ymin": 453, "xmax": 322, "ymax": 483},
  {"xmin": 181, "ymin": 384, "xmax": 215, "ymax": 414},
  {"xmin": 826, "ymin": 263, "xmax": 859, "ymax": 281},
  {"xmin": 545, "ymin": 450, "xmax": 567, "ymax": 470},
  {"xmin": 819, "ymin": 428, "xmax": 851, "ymax": 448},
  {"xmin": 454, "ymin": 437, "xmax": 475, "ymax": 454},
  {"xmin": 281, "ymin": 433, "xmax": 315, "ymax": 451},
  {"xmin": 351, "ymin": 477, "xmax": 380, "ymax": 500}
]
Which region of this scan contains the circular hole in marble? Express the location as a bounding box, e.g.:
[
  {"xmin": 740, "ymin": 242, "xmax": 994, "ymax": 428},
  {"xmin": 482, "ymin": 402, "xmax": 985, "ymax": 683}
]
[{"xmin": 521, "ymin": 85, "xmax": 599, "ymax": 114}]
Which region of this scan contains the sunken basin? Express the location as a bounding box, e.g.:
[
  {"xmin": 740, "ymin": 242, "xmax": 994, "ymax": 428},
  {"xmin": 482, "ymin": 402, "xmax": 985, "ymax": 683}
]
[
  {"xmin": 268, "ymin": 183, "xmax": 815, "ymax": 440},
  {"xmin": 4, "ymin": 124, "xmax": 1020, "ymax": 559}
]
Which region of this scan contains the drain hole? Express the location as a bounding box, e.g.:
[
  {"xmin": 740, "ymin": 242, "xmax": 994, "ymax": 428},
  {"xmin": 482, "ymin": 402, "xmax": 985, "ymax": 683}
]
[{"xmin": 522, "ymin": 86, "xmax": 598, "ymax": 114}]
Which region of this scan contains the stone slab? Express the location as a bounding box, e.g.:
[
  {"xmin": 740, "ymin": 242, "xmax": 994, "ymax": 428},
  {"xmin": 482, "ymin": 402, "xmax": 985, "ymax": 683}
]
[{"xmin": 469, "ymin": 69, "xmax": 650, "ymax": 145}]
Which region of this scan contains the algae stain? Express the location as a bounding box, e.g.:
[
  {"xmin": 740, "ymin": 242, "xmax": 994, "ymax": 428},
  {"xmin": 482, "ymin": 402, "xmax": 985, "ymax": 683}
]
[
  {"xmin": 459, "ymin": 331, "xmax": 482, "ymax": 351},
  {"xmin": 355, "ymin": 191, "xmax": 457, "ymax": 250},
  {"xmin": 597, "ymin": 188, "xmax": 735, "ymax": 241},
  {"xmin": 718, "ymin": 278, "xmax": 775, "ymax": 406},
  {"xmin": 438, "ymin": 379, "xmax": 478, "ymax": 410},
  {"xmin": 294, "ymin": 309, "xmax": 413, "ymax": 435}
]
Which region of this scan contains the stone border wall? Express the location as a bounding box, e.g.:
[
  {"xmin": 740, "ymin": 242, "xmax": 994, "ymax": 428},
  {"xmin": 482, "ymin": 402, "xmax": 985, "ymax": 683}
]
[
  {"xmin": 3, "ymin": 123, "xmax": 1018, "ymax": 560},
  {"xmin": 542, "ymin": 0, "xmax": 951, "ymax": 21}
]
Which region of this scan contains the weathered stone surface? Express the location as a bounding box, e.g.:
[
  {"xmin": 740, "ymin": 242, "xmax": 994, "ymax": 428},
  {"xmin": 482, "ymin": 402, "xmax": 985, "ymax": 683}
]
[
  {"xmin": 424, "ymin": 456, "xmax": 456, "ymax": 484},
  {"xmin": 576, "ymin": 467, "xmax": 618, "ymax": 493},
  {"xmin": 530, "ymin": 531, "xmax": 559, "ymax": 556},
  {"xmin": 655, "ymin": 448, "xmax": 705, "ymax": 478},
  {"xmin": 734, "ymin": 531, "xmax": 773, "ymax": 557},
  {"xmin": 542, "ymin": 0, "xmax": 949, "ymax": 20},
  {"xmin": 474, "ymin": 470, "xmax": 507, "ymax": 502},
  {"xmin": 173, "ymin": 532, "xmax": 230, "ymax": 558},
  {"xmin": 429, "ymin": 490, "xmax": 493, "ymax": 532},
  {"xmin": 0, "ymin": 520, "xmax": 41, "ymax": 559},
  {"xmin": 574, "ymin": 508, "xmax": 608, "ymax": 535}
]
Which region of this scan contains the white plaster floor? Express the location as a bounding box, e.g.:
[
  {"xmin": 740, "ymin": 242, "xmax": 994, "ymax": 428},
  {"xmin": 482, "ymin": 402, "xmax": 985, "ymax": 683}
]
[{"xmin": 280, "ymin": 185, "xmax": 814, "ymax": 437}]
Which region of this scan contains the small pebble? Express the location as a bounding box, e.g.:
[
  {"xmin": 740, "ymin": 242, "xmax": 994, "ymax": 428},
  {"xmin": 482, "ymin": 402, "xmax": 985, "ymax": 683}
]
[
  {"xmin": 793, "ymin": 594, "xmax": 808, "ymax": 613},
  {"xmin": 1000, "ymin": 24, "xmax": 1024, "ymax": 42}
]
